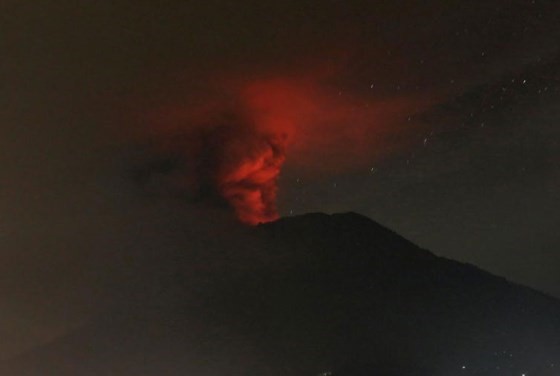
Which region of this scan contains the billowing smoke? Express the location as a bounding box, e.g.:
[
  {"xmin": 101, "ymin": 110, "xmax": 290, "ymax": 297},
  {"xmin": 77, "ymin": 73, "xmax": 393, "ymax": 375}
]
[
  {"xmin": 195, "ymin": 116, "xmax": 289, "ymax": 225},
  {"xmin": 131, "ymin": 74, "xmax": 429, "ymax": 225},
  {"xmin": 134, "ymin": 78, "xmax": 308, "ymax": 225}
]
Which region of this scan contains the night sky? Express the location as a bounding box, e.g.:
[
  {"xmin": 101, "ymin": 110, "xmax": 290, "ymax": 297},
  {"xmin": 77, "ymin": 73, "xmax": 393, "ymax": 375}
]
[{"xmin": 1, "ymin": 0, "xmax": 559, "ymax": 361}]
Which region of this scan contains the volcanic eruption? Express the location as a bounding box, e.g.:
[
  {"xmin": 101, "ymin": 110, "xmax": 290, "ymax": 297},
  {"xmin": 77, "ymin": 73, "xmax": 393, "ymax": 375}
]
[
  {"xmin": 197, "ymin": 114, "xmax": 289, "ymax": 225},
  {"xmin": 135, "ymin": 73, "xmax": 425, "ymax": 225},
  {"xmin": 189, "ymin": 78, "xmax": 313, "ymax": 225}
]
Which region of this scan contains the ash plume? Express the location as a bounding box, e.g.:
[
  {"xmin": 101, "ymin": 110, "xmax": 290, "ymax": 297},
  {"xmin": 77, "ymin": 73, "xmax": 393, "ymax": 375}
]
[
  {"xmin": 132, "ymin": 74, "xmax": 428, "ymax": 225},
  {"xmin": 195, "ymin": 115, "xmax": 289, "ymax": 225}
]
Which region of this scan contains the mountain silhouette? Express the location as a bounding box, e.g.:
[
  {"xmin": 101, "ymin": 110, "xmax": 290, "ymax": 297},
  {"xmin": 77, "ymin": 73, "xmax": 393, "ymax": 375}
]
[{"xmin": 2, "ymin": 212, "xmax": 559, "ymax": 375}]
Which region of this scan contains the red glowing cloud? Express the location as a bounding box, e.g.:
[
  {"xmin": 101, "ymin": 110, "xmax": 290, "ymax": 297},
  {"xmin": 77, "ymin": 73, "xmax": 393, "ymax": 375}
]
[
  {"xmin": 209, "ymin": 120, "xmax": 288, "ymax": 225},
  {"xmin": 131, "ymin": 72, "xmax": 431, "ymax": 225},
  {"xmin": 209, "ymin": 79, "xmax": 318, "ymax": 224}
]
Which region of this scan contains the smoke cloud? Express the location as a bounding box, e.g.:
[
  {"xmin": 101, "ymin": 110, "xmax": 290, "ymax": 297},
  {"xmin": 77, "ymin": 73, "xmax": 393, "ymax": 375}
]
[
  {"xmin": 130, "ymin": 73, "xmax": 429, "ymax": 225},
  {"xmin": 195, "ymin": 115, "xmax": 289, "ymax": 225}
]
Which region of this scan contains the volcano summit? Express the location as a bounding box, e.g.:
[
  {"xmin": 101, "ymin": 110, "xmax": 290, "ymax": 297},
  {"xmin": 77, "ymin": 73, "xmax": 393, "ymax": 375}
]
[{"xmin": 2, "ymin": 213, "xmax": 559, "ymax": 375}]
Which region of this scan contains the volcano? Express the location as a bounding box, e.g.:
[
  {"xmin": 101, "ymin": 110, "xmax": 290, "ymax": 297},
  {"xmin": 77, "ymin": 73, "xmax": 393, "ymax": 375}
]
[{"xmin": 2, "ymin": 213, "xmax": 559, "ymax": 375}]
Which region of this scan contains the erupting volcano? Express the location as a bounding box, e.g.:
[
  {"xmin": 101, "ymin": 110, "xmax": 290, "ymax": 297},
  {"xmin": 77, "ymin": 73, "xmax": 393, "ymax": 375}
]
[
  {"xmin": 135, "ymin": 73, "xmax": 424, "ymax": 225},
  {"xmin": 200, "ymin": 117, "xmax": 289, "ymax": 225},
  {"xmin": 191, "ymin": 79, "xmax": 316, "ymax": 224}
]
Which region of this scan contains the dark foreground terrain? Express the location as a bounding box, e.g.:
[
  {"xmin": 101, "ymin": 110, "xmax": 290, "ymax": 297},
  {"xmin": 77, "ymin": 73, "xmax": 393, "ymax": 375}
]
[{"xmin": 2, "ymin": 213, "xmax": 559, "ymax": 375}]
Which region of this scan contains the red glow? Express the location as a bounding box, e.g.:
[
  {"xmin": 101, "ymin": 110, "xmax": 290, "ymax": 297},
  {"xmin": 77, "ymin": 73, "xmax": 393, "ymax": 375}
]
[
  {"xmin": 214, "ymin": 127, "xmax": 288, "ymax": 225},
  {"xmin": 132, "ymin": 72, "xmax": 431, "ymax": 225}
]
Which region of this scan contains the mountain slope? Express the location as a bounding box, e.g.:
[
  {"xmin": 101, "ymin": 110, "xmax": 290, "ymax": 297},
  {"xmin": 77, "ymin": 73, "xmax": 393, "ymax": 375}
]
[{"xmin": 2, "ymin": 212, "xmax": 559, "ymax": 375}]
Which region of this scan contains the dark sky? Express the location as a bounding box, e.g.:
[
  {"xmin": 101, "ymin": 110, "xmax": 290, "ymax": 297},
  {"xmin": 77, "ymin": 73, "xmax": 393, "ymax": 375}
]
[{"xmin": 1, "ymin": 0, "xmax": 559, "ymax": 361}]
